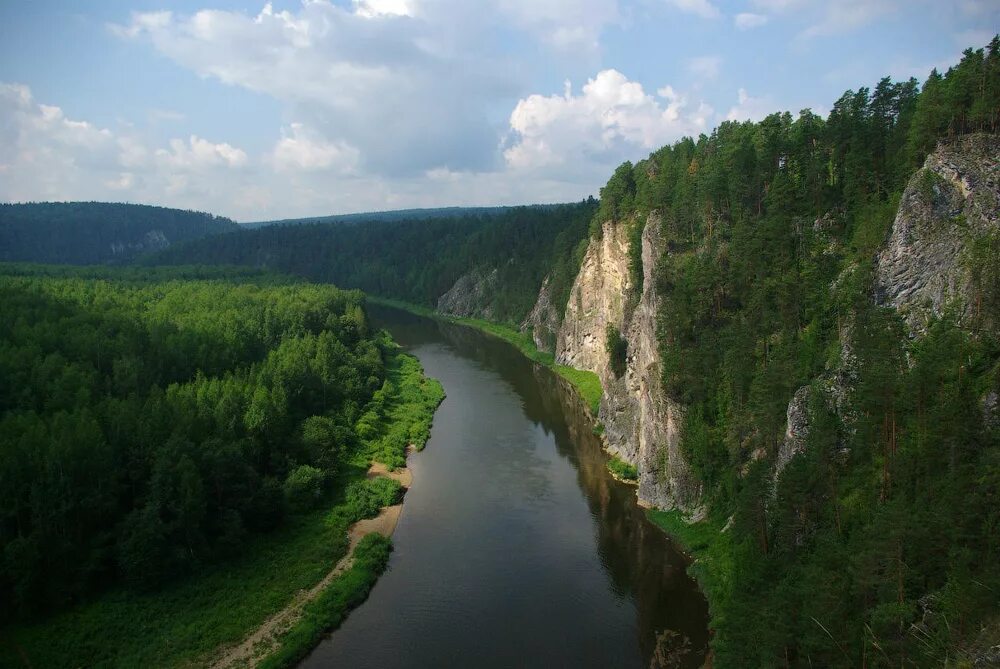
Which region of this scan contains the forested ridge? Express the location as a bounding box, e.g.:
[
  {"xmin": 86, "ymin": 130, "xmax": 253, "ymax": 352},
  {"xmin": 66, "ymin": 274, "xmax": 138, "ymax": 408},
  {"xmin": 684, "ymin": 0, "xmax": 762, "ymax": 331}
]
[
  {"xmin": 0, "ymin": 202, "xmax": 237, "ymax": 265},
  {"xmin": 0, "ymin": 264, "xmax": 442, "ymax": 634},
  {"xmin": 594, "ymin": 40, "xmax": 1000, "ymax": 666},
  {"xmin": 153, "ymin": 201, "xmax": 597, "ymax": 326}
]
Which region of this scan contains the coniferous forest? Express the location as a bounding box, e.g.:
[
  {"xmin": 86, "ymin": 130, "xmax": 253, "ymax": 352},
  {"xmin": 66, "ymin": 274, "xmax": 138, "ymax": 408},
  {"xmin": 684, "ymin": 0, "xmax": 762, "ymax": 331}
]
[{"xmin": 0, "ymin": 24, "xmax": 998, "ymax": 669}]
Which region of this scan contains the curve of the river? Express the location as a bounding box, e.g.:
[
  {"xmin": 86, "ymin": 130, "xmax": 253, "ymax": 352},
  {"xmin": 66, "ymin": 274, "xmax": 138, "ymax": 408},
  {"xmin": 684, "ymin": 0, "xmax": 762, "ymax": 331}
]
[{"xmin": 300, "ymin": 306, "xmax": 709, "ymax": 668}]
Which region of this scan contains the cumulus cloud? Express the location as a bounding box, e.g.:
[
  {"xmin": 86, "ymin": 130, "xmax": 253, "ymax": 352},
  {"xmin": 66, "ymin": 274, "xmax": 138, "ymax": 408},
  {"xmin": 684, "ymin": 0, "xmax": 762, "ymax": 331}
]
[
  {"xmin": 734, "ymin": 12, "xmax": 769, "ymax": 29},
  {"xmin": 0, "ymin": 82, "xmax": 255, "ymax": 214},
  {"xmin": 504, "ymin": 70, "xmax": 713, "ymax": 172},
  {"xmin": 664, "ymin": 0, "xmax": 721, "ymax": 19},
  {"xmin": 725, "ymin": 88, "xmax": 775, "ymax": 122},
  {"xmin": 271, "ymin": 123, "xmax": 360, "ymax": 173}
]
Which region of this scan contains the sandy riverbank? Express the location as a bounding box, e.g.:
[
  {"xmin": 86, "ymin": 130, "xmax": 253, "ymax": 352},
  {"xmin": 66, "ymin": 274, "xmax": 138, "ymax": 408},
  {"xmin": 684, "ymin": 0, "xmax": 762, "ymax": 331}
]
[{"xmin": 208, "ymin": 458, "xmax": 413, "ymax": 669}]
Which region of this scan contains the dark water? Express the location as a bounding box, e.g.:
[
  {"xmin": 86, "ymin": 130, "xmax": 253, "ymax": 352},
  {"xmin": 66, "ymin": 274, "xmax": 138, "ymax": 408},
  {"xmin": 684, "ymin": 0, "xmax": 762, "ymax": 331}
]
[{"xmin": 301, "ymin": 306, "xmax": 709, "ymax": 669}]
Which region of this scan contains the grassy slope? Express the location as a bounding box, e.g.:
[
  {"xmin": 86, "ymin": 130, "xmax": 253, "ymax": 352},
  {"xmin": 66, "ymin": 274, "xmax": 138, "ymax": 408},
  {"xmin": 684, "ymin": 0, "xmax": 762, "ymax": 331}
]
[
  {"xmin": 646, "ymin": 510, "xmax": 734, "ymax": 645},
  {"xmin": 369, "ymin": 296, "xmax": 602, "ymax": 415},
  {"xmin": 0, "ymin": 349, "xmax": 442, "ymax": 669}
]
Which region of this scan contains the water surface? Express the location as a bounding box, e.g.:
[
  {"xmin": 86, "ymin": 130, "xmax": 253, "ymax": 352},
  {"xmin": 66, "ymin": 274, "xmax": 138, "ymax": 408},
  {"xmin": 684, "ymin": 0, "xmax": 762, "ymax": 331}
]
[{"xmin": 301, "ymin": 306, "xmax": 709, "ymax": 668}]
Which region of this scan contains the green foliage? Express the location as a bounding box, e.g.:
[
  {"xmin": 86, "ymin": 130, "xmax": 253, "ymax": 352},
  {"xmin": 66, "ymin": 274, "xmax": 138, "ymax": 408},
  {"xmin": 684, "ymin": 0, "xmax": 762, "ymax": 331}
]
[
  {"xmin": 284, "ymin": 466, "xmax": 326, "ymax": 512},
  {"xmin": 0, "ymin": 278, "xmax": 444, "ymax": 666},
  {"xmin": 606, "ymin": 456, "xmax": 638, "ymax": 481},
  {"xmin": 605, "ymin": 324, "xmax": 628, "ymax": 378},
  {"xmin": 0, "ymin": 265, "xmax": 386, "ymax": 614},
  {"xmin": 0, "ymin": 202, "xmax": 237, "ymax": 265},
  {"xmin": 152, "ymin": 201, "xmax": 598, "ymax": 327},
  {"xmin": 619, "ymin": 39, "xmax": 1000, "ymax": 667},
  {"xmin": 343, "ymin": 477, "xmax": 403, "ymax": 521},
  {"xmin": 257, "ymin": 533, "xmax": 393, "ymax": 669}
]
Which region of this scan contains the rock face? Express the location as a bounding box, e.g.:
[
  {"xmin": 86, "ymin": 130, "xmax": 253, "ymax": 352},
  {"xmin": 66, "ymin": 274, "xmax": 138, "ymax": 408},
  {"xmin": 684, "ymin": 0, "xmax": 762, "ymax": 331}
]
[
  {"xmin": 875, "ymin": 134, "xmax": 1000, "ymax": 333},
  {"xmin": 436, "ymin": 267, "xmax": 499, "ymax": 320},
  {"xmin": 555, "ymin": 214, "xmax": 701, "ymax": 513},
  {"xmin": 520, "ymin": 275, "xmax": 562, "ymax": 352},
  {"xmin": 109, "ymin": 229, "xmax": 170, "ymax": 258}
]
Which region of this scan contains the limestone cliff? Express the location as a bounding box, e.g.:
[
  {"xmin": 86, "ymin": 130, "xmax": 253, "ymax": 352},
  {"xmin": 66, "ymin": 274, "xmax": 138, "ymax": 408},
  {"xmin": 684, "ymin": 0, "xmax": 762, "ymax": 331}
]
[
  {"xmin": 520, "ymin": 275, "xmax": 562, "ymax": 352},
  {"xmin": 555, "ymin": 214, "xmax": 701, "ymax": 513},
  {"xmin": 875, "ymin": 134, "xmax": 1000, "ymax": 334},
  {"xmin": 779, "ymin": 135, "xmax": 1000, "ymax": 482},
  {"xmin": 436, "ymin": 267, "xmax": 499, "ymax": 320}
]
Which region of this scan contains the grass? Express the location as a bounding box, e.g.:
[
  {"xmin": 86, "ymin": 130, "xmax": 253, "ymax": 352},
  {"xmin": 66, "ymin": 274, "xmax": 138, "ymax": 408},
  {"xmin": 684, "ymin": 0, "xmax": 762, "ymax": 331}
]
[
  {"xmin": 646, "ymin": 509, "xmax": 734, "ymax": 648},
  {"xmin": 369, "ymin": 296, "xmax": 603, "ymax": 415},
  {"xmin": 0, "ymin": 347, "xmax": 442, "ymax": 669},
  {"xmin": 257, "ymin": 534, "xmax": 393, "ymax": 669},
  {"xmin": 606, "ymin": 455, "xmax": 638, "ymax": 481}
]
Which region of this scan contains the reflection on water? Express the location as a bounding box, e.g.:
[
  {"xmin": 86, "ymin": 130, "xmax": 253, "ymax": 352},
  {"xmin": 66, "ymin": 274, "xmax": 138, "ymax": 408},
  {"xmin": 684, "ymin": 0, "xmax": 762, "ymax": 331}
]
[{"xmin": 300, "ymin": 306, "xmax": 709, "ymax": 669}]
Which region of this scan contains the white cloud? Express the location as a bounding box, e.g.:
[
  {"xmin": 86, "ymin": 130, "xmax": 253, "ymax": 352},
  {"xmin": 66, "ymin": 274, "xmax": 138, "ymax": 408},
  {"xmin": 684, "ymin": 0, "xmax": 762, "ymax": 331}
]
[
  {"xmin": 664, "ymin": 0, "xmax": 720, "ymax": 19},
  {"xmin": 271, "ymin": 123, "xmax": 360, "ymax": 172},
  {"xmin": 504, "ymin": 70, "xmax": 713, "ymax": 171},
  {"xmin": 496, "ymin": 0, "xmax": 620, "ymax": 50},
  {"xmin": 687, "ymin": 55, "xmax": 722, "ymax": 79},
  {"xmin": 725, "ymin": 88, "xmax": 775, "ymax": 122},
  {"xmin": 735, "ymin": 12, "xmax": 769, "ymax": 29},
  {"xmin": 352, "ymin": 0, "xmax": 415, "ymax": 18},
  {"xmin": 157, "ymin": 136, "xmax": 248, "ymax": 169}
]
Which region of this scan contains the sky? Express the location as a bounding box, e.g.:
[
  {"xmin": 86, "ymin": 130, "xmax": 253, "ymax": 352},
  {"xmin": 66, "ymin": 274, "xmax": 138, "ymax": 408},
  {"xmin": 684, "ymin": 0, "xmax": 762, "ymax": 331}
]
[{"xmin": 0, "ymin": 1, "xmax": 997, "ymax": 221}]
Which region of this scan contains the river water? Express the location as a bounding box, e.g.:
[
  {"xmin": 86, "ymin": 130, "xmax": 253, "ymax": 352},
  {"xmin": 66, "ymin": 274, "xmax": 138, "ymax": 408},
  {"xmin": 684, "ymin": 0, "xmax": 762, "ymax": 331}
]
[{"xmin": 300, "ymin": 306, "xmax": 709, "ymax": 669}]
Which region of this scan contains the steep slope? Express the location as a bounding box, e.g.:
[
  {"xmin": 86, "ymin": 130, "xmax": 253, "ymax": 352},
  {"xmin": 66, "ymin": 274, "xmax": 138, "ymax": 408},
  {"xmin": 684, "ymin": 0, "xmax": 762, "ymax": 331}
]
[
  {"xmin": 875, "ymin": 133, "xmax": 1000, "ymax": 333},
  {"xmin": 0, "ymin": 202, "xmax": 237, "ymax": 264},
  {"xmin": 555, "ymin": 215, "xmax": 701, "ymax": 511}
]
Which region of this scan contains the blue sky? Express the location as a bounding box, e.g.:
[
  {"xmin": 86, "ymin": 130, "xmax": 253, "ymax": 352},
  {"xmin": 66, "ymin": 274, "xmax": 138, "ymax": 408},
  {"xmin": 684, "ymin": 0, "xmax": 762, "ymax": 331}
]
[{"xmin": 1, "ymin": 0, "xmax": 997, "ymax": 221}]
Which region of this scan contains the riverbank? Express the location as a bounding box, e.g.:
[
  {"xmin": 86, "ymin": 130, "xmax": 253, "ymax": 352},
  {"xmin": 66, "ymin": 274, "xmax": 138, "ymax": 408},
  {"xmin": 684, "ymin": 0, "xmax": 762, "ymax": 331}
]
[
  {"xmin": 212, "ymin": 460, "xmax": 413, "ymax": 669},
  {"xmin": 369, "ymin": 296, "xmax": 602, "ymax": 415},
  {"xmin": 0, "ymin": 349, "xmax": 443, "ymax": 669}
]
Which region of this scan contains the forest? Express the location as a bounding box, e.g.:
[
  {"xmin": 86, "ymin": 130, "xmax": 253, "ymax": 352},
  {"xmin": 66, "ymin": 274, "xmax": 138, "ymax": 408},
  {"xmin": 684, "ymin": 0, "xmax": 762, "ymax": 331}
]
[
  {"xmin": 152, "ymin": 201, "xmax": 597, "ymax": 326},
  {"xmin": 0, "ymin": 202, "xmax": 237, "ymax": 265},
  {"xmin": 0, "ymin": 264, "xmax": 442, "ymax": 629},
  {"xmin": 600, "ymin": 40, "xmax": 1000, "ymax": 666}
]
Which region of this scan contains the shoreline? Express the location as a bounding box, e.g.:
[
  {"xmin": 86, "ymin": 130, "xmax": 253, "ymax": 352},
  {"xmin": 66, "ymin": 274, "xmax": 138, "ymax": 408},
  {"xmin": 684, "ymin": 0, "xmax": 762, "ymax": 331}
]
[{"xmin": 208, "ymin": 455, "xmax": 416, "ymax": 669}]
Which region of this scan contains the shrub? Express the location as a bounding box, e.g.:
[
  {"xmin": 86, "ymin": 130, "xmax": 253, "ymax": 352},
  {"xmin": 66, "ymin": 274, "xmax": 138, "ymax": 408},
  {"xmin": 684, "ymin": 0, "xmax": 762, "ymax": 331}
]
[{"xmin": 284, "ymin": 465, "xmax": 325, "ymax": 512}]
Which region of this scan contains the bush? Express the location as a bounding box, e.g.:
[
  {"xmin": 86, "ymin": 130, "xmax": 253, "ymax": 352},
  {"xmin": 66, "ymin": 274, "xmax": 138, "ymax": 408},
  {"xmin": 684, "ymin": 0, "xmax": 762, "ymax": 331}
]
[
  {"xmin": 344, "ymin": 477, "xmax": 403, "ymax": 522},
  {"xmin": 284, "ymin": 465, "xmax": 325, "ymax": 512},
  {"xmin": 606, "ymin": 324, "xmax": 628, "ymax": 378},
  {"xmin": 607, "ymin": 455, "xmax": 638, "ymax": 481}
]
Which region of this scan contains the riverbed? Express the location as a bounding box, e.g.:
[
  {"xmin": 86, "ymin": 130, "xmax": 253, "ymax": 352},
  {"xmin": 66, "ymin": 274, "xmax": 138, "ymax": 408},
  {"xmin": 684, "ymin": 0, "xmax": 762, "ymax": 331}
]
[{"xmin": 300, "ymin": 306, "xmax": 709, "ymax": 668}]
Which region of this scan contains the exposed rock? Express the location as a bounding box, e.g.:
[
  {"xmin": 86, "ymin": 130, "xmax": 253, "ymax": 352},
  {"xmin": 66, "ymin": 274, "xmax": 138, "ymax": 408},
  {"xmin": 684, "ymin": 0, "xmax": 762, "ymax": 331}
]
[
  {"xmin": 556, "ymin": 218, "xmax": 632, "ymax": 372},
  {"xmin": 984, "ymin": 390, "xmax": 999, "ymax": 432},
  {"xmin": 520, "ymin": 275, "xmax": 562, "ymax": 353},
  {"xmin": 436, "ymin": 267, "xmax": 499, "ymax": 320},
  {"xmin": 875, "ymin": 134, "xmax": 1000, "ymax": 334},
  {"xmin": 774, "ymin": 386, "xmax": 811, "ymax": 482},
  {"xmin": 110, "ymin": 229, "xmax": 170, "ymax": 257},
  {"xmin": 556, "ymin": 214, "xmax": 702, "ymax": 513}
]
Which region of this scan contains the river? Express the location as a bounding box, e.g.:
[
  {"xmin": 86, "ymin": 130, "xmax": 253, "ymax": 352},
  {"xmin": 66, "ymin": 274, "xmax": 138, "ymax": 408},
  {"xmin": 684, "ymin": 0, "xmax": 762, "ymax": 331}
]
[{"xmin": 300, "ymin": 306, "xmax": 709, "ymax": 668}]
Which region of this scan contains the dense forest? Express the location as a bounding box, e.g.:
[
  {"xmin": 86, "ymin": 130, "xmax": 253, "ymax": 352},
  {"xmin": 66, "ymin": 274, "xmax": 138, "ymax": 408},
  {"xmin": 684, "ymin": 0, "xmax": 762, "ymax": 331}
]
[
  {"xmin": 0, "ymin": 265, "xmax": 441, "ymax": 622},
  {"xmin": 153, "ymin": 201, "xmax": 596, "ymax": 326},
  {"xmin": 243, "ymin": 203, "xmax": 560, "ymax": 228},
  {"xmin": 597, "ymin": 40, "xmax": 1000, "ymax": 666},
  {"xmin": 0, "ymin": 202, "xmax": 237, "ymax": 265}
]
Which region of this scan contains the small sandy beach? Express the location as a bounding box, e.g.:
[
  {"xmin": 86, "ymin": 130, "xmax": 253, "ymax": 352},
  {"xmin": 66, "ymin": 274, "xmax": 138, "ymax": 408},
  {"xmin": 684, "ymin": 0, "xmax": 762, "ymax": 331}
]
[{"xmin": 208, "ymin": 457, "xmax": 413, "ymax": 669}]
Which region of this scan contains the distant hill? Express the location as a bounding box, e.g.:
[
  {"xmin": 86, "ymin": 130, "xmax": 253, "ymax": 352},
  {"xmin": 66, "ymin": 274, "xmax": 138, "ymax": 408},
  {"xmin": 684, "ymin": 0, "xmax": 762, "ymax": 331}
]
[
  {"xmin": 0, "ymin": 202, "xmax": 238, "ymax": 265},
  {"xmin": 241, "ymin": 204, "xmax": 565, "ymax": 228}
]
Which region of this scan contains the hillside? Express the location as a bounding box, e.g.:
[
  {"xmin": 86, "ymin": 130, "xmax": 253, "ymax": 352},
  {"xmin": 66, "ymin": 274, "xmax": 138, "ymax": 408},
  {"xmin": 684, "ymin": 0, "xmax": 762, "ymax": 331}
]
[
  {"xmin": 153, "ymin": 201, "xmax": 597, "ymax": 326},
  {"xmin": 242, "ymin": 204, "xmax": 564, "ymax": 228},
  {"xmin": 0, "ymin": 202, "xmax": 237, "ymax": 265},
  {"xmin": 146, "ymin": 38, "xmax": 1000, "ymax": 666}
]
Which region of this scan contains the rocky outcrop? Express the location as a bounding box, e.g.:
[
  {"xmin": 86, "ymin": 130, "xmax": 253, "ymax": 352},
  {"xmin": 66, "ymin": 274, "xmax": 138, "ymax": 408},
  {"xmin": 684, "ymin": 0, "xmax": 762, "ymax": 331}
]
[
  {"xmin": 110, "ymin": 229, "xmax": 170, "ymax": 257},
  {"xmin": 875, "ymin": 134, "xmax": 1000, "ymax": 334},
  {"xmin": 775, "ymin": 386, "xmax": 812, "ymax": 481},
  {"xmin": 556, "ymin": 218, "xmax": 632, "ymax": 372},
  {"xmin": 520, "ymin": 275, "xmax": 562, "ymax": 352},
  {"xmin": 555, "ymin": 214, "xmax": 701, "ymax": 513},
  {"xmin": 436, "ymin": 267, "xmax": 499, "ymax": 320}
]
